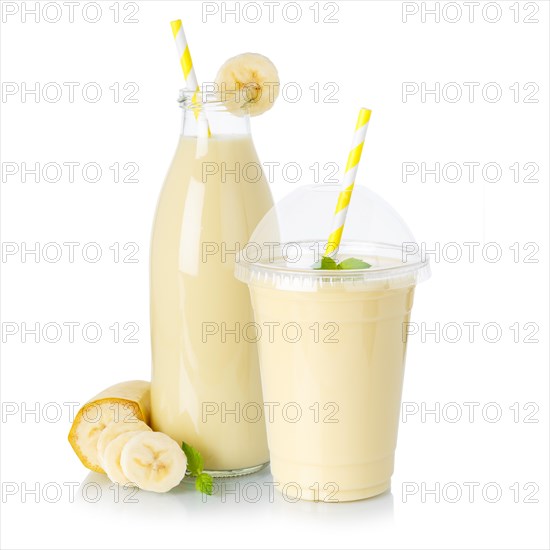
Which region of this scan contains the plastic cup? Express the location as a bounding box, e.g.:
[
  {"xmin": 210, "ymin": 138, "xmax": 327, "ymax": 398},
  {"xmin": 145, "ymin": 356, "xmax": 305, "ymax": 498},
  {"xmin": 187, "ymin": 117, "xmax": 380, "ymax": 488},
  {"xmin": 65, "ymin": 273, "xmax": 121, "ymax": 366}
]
[{"xmin": 235, "ymin": 185, "xmax": 430, "ymax": 502}]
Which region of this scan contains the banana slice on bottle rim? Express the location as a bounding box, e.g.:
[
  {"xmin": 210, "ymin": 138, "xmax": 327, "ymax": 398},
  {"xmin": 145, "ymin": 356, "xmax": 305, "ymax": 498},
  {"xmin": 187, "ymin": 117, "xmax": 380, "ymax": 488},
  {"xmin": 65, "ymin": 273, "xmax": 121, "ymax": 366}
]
[{"xmin": 214, "ymin": 52, "xmax": 279, "ymax": 117}]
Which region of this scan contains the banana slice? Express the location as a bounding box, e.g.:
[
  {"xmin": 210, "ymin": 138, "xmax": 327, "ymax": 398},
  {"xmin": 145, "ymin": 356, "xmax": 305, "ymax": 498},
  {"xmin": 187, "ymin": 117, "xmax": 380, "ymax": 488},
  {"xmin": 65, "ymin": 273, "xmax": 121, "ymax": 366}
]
[
  {"xmin": 97, "ymin": 419, "xmax": 151, "ymax": 468},
  {"xmin": 215, "ymin": 52, "xmax": 279, "ymax": 116},
  {"xmin": 120, "ymin": 431, "xmax": 187, "ymax": 493},
  {"xmin": 102, "ymin": 431, "xmax": 142, "ymax": 485},
  {"xmin": 68, "ymin": 380, "xmax": 151, "ymax": 473}
]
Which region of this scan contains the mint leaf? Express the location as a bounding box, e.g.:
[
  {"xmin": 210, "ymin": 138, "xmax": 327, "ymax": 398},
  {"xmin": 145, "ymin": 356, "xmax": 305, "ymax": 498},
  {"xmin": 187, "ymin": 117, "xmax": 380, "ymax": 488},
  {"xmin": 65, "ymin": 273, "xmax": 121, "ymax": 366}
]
[
  {"xmin": 314, "ymin": 256, "xmax": 371, "ymax": 270},
  {"xmin": 181, "ymin": 442, "xmax": 213, "ymax": 496},
  {"xmin": 313, "ymin": 256, "xmax": 338, "ymax": 270},
  {"xmin": 195, "ymin": 472, "xmax": 213, "ymax": 496},
  {"xmin": 181, "ymin": 441, "xmax": 204, "ymax": 476},
  {"xmin": 337, "ymin": 258, "xmax": 372, "ymax": 270}
]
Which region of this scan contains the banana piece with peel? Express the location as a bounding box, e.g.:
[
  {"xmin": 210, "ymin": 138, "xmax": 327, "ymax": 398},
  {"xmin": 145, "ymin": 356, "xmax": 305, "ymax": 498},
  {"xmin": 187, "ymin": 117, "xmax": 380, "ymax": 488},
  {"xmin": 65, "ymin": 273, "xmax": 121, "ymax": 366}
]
[
  {"xmin": 215, "ymin": 52, "xmax": 279, "ymax": 116},
  {"xmin": 69, "ymin": 380, "xmax": 187, "ymax": 492},
  {"xmin": 68, "ymin": 380, "xmax": 151, "ymax": 473}
]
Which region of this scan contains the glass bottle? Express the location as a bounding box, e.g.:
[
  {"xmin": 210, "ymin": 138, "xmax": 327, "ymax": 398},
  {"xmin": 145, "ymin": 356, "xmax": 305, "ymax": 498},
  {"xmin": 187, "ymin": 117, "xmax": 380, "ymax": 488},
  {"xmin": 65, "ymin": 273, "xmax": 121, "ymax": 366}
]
[{"xmin": 150, "ymin": 93, "xmax": 272, "ymax": 475}]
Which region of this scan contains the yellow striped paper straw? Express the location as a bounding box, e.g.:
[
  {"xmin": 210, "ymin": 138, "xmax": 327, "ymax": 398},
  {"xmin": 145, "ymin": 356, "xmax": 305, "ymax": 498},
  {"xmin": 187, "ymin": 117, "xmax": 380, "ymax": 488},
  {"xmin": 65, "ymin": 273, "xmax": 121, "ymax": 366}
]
[
  {"xmin": 170, "ymin": 19, "xmax": 210, "ymax": 134},
  {"xmin": 326, "ymin": 108, "xmax": 372, "ymax": 255}
]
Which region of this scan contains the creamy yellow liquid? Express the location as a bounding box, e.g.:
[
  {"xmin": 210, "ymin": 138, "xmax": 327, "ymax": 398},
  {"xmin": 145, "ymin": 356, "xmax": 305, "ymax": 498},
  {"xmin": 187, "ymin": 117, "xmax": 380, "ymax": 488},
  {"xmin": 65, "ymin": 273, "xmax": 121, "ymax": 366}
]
[
  {"xmin": 150, "ymin": 135, "xmax": 272, "ymax": 471},
  {"xmin": 248, "ymin": 280, "xmax": 415, "ymax": 501}
]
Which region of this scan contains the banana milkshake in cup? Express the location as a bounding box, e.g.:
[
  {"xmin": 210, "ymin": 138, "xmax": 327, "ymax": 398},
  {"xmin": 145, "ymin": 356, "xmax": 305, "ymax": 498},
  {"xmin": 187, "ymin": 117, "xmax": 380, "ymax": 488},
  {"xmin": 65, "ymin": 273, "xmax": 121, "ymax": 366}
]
[{"xmin": 235, "ymin": 184, "xmax": 430, "ymax": 501}]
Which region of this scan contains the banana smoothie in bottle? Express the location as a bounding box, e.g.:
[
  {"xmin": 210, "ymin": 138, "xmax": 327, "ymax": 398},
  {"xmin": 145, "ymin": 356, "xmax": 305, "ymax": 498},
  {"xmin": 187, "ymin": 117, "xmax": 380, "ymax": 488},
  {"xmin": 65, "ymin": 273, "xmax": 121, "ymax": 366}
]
[{"xmin": 150, "ymin": 76, "xmax": 276, "ymax": 474}]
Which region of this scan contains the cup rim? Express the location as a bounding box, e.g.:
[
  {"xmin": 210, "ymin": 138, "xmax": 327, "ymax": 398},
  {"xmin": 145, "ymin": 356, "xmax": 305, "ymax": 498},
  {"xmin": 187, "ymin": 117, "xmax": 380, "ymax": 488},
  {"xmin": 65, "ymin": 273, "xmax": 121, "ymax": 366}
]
[{"xmin": 235, "ymin": 240, "xmax": 431, "ymax": 289}]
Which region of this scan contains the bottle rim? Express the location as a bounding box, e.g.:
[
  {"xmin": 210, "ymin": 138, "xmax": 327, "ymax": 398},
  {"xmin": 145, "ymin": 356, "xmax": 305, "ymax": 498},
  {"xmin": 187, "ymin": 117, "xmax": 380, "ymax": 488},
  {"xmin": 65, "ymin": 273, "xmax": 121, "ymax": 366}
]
[{"xmin": 178, "ymin": 88, "xmax": 263, "ymax": 118}]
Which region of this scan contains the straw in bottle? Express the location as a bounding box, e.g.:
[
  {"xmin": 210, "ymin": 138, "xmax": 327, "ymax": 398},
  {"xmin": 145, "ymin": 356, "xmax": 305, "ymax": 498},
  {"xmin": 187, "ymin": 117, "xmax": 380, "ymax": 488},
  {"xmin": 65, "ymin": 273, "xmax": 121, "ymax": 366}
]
[{"xmin": 170, "ymin": 19, "xmax": 210, "ymax": 135}]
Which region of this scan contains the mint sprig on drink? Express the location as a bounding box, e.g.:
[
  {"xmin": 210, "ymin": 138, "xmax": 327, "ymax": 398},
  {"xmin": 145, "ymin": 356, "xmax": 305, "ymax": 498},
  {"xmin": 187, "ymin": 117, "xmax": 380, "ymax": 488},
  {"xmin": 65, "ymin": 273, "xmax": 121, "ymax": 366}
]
[
  {"xmin": 313, "ymin": 256, "xmax": 371, "ymax": 270},
  {"xmin": 181, "ymin": 441, "xmax": 213, "ymax": 495},
  {"xmin": 335, "ymin": 257, "xmax": 372, "ymax": 269}
]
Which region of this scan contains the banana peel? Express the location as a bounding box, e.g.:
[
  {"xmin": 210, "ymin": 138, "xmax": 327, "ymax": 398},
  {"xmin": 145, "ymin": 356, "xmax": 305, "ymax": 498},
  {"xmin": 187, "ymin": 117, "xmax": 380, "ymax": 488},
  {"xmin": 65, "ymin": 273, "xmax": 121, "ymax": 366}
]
[{"xmin": 68, "ymin": 380, "xmax": 151, "ymax": 473}]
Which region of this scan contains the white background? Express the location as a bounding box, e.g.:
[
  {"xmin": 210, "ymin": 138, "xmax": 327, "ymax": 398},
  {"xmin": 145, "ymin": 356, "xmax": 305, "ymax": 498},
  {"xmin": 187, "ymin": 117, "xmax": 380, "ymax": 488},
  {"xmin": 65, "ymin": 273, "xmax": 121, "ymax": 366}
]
[{"xmin": 1, "ymin": 1, "xmax": 549, "ymax": 549}]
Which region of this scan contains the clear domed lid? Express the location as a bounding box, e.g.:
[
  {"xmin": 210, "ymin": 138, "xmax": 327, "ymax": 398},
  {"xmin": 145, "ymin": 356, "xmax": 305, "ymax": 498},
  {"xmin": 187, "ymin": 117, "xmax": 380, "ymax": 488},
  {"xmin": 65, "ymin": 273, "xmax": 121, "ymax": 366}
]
[{"xmin": 235, "ymin": 184, "xmax": 430, "ymax": 291}]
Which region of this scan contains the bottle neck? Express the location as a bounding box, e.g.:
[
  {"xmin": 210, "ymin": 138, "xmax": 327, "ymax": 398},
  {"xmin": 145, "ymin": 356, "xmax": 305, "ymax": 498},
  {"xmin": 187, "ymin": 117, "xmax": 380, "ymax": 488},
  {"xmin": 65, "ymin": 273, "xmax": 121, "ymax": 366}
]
[{"xmin": 180, "ymin": 104, "xmax": 251, "ymax": 138}]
